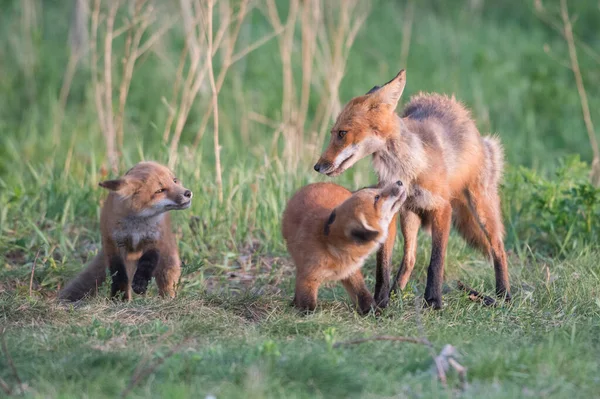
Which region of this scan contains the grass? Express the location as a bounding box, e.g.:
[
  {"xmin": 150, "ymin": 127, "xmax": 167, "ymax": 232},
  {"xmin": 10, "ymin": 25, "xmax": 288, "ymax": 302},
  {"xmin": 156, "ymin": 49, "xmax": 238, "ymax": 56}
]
[{"xmin": 1, "ymin": 0, "xmax": 600, "ymax": 398}]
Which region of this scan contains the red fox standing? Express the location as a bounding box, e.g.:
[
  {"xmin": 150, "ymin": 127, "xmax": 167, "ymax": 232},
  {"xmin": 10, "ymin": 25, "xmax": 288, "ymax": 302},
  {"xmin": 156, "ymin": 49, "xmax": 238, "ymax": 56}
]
[
  {"xmin": 314, "ymin": 70, "xmax": 510, "ymax": 309},
  {"xmin": 59, "ymin": 162, "xmax": 192, "ymax": 301},
  {"xmin": 282, "ymin": 181, "xmax": 406, "ymax": 314}
]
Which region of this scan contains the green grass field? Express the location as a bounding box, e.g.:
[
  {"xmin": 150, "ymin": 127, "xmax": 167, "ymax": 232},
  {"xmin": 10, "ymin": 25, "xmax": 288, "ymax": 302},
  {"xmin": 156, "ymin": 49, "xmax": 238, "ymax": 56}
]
[{"xmin": 1, "ymin": 0, "xmax": 600, "ymax": 398}]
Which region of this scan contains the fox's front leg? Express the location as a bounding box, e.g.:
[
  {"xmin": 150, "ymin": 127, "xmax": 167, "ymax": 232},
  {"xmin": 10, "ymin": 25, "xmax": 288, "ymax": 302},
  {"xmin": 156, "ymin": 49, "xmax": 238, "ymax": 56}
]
[
  {"xmin": 424, "ymin": 203, "xmax": 452, "ymax": 309},
  {"xmin": 375, "ymin": 213, "xmax": 398, "ymax": 308},
  {"xmin": 293, "ymin": 272, "xmax": 320, "ymax": 313},
  {"xmin": 132, "ymin": 250, "xmax": 160, "ymax": 295}
]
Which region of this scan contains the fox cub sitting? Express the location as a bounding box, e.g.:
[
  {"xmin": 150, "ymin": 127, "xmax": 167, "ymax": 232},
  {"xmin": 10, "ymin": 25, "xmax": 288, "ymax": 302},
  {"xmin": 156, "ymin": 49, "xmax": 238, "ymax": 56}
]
[
  {"xmin": 59, "ymin": 161, "xmax": 192, "ymax": 301},
  {"xmin": 282, "ymin": 181, "xmax": 406, "ymax": 314}
]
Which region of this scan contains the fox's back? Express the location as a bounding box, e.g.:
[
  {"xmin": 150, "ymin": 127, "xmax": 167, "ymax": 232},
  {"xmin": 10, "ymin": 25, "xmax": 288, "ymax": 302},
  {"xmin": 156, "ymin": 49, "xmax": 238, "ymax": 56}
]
[
  {"xmin": 402, "ymin": 93, "xmax": 485, "ymax": 184},
  {"xmin": 282, "ymin": 183, "xmax": 351, "ymax": 241}
]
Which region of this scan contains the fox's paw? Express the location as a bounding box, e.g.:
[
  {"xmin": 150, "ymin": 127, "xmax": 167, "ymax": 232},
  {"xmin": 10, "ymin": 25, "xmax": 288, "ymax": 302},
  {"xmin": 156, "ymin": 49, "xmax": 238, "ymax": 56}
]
[
  {"xmin": 423, "ymin": 296, "xmax": 443, "ymax": 310},
  {"xmin": 132, "ymin": 276, "xmax": 151, "ymax": 295},
  {"xmin": 496, "ymin": 289, "xmax": 512, "ymax": 303},
  {"xmin": 374, "ymin": 290, "xmax": 390, "ymax": 309}
]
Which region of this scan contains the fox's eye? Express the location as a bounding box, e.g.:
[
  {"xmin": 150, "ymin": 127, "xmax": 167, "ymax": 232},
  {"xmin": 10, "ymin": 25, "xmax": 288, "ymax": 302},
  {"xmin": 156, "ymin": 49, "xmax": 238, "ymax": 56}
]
[
  {"xmin": 155, "ymin": 188, "xmax": 166, "ymax": 194},
  {"xmin": 338, "ymin": 130, "xmax": 347, "ymax": 139},
  {"xmin": 374, "ymin": 195, "xmax": 380, "ymax": 203},
  {"xmin": 173, "ymin": 178, "xmax": 179, "ymax": 184}
]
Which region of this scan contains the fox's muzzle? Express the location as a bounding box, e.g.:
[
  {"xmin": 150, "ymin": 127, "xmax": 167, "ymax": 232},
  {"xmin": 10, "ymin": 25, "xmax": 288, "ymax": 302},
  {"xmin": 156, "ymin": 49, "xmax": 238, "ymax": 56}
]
[
  {"xmin": 313, "ymin": 160, "xmax": 332, "ymax": 173},
  {"xmin": 386, "ymin": 180, "xmax": 403, "ymax": 197}
]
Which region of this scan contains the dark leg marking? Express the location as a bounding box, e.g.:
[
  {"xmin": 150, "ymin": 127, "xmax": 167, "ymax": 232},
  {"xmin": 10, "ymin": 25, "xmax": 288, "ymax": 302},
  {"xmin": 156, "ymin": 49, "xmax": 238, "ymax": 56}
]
[
  {"xmin": 132, "ymin": 249, "xmax": 160, "ymax": 295},
  {"xmin": 109, "ymin": 256, "xmax": 128, "ymax": 299}
]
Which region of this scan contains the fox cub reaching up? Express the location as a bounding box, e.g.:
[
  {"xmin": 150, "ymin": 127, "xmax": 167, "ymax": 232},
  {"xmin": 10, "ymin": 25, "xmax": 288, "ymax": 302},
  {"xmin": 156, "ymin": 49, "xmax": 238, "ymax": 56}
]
[
  {"xmin": 282, "ymin": 181, "xmax": 406, "ymax": 314},
  {"xmin": 59, "ymin": 162, "xmax": 192, "ymax": 301}
]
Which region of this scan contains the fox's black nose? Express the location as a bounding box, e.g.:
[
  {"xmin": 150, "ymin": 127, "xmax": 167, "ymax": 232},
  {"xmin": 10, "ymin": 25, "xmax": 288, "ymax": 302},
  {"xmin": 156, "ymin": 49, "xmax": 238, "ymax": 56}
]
[
  {"xmin": 396, "ymin": 180, "xmax": 403, "ymax": 187},
  {"xmin": 314, "ymin": 164, "xmax": 321, "ymax": 172},
  {"xmin": 391, "ymin": 186, "xmax": 401, "ymax": 197},
  {"xmin": 184, "ymin": 190, "xmax": 192, "ymax": 198}
]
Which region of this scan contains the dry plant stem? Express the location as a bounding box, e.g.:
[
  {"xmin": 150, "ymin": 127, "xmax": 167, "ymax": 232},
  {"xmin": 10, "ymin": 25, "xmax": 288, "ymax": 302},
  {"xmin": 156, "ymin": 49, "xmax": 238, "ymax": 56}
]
[
  {"xmin": 162, "ymin": 44, "xmax": 189, "ymax": 143},
  {"xmin": 191, "ymin": 0, "xmax": 251, "ymax": 149},
  {"xmin": 28, "ymin": 249, "xmax": 41, "ymax": 297},
  {"xmin": 1, "ymin": 328, "xmax": 23, "ymax": 395},
  {"xmin": 54, "ymin": 49, "xmax": 83, "ymax": 140},
  {"xmin": 559, "ymin": 0, "xmax": 600, "ymax": 186},
  {"xmin": 168, "ymin": 1, "xmax": 211, "ymax": 168},
  {"xmin": 312, "ymin": 1, "xmax": 369, "ymax": 147},
  {"xmin": 333, "ymin": 335, "xmax": 431, "ymax": 348},
  {"xmin": 91, "ymin": 0, "xmax": 106, "ymax": 143},
  {"xmin": 120, "ymin": 337, "xmax": 190, "ymax": 398},
  {"xmin": 534, "ymin": 0, "xmax": 600, "ymax": 65},
  {"xmin": 206, "ymin": 0, "xmax": 224, "ymax": 203},
  {"xmin": 188, "ymin": 26, "xmax": 285, "ymax": 148},
  {"xmin": 116, "ymin": 0, "xmax": 149, "ymax": 152},
  {"xmin": 399, "ymin": 0, "xmax": 414, "ymax": 67},
  {"xmin": 413, "ymin": 292, "xmax": 448, "ymax": 387},
  {"xmin": 265, "ymin": 0, "xmax": 299, "ymax": 164},
  {"xmin": 103, "ymin": 0, "xmax": 121, "ymax": 172},
  {"xmin": 295, "ymin": 0, "xmax": 320, "ymax": 155}
]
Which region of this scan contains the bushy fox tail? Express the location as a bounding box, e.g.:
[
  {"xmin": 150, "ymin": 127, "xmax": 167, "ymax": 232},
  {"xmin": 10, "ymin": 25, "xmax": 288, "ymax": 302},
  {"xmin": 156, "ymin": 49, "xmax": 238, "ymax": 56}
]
[
  {"xmin": 58, "ymin": 251, "xmax": 106, "ymax": 301},
  {"xmin": 481, "ymin": 135, "xmax": 504, "ymax": 191}
]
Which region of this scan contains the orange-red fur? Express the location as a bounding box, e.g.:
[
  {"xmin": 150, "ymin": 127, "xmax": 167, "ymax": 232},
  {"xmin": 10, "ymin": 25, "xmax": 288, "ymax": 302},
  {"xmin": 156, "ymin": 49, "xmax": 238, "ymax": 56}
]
[
  {"xmin": 59, "ymin": 162, "xmax": 192, "ymax": 301},
  {"xmin": 314, "ymin": 70, "xmax": 510, "ymax": 309},
  {"xmin": 282, "ymin": 182, "xmax": 406, "ymax": 314}
]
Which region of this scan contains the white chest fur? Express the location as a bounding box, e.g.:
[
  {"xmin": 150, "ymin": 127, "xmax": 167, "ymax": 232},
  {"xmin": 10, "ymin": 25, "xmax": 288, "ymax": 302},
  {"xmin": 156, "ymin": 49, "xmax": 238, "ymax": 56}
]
[{"xmin": 112, "ymin": 214, "xmax": 164, "ymax": 249}]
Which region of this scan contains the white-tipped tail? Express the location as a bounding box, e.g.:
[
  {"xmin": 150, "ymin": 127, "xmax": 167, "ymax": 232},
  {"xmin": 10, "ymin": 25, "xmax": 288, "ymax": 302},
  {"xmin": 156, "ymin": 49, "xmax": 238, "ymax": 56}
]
[
  {"xmin": 482, "ymin": 135, "xmax": 504, "ymax": 190},
  {"xmin": 58, "ymin": 252, "xmax": 106, "ymax": 301}
]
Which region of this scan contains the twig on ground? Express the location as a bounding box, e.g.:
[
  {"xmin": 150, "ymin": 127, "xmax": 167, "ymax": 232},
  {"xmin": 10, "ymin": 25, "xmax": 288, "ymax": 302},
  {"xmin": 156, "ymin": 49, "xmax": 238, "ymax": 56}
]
[
  {"xmin": 0, "ymin": 377, "xmax": 11, "ymax": 395},
  {"xmin": 28, "ymin": 248, "xmax": 41, "ymax": 297},
  {"xmin": 333, "ymin": 335, "xmax": 431, "ymax": 348},
  {"xmin": 457, "ymin": 280, "xmax": 497, "ymax": 307},
  {"xmin": 433, "ymin": 344, "xmax": 468, "ymax": 391},
  {"xmin": 412, "ymin": 292, "xmax": 448, "ymax": 386},
  {"xmin": 120, "ymin": 336, "xmax": 191, "ymax": 398},
  {"xmin": 1, "ymin": 328, "xmax": 23, "ymax": 395}
]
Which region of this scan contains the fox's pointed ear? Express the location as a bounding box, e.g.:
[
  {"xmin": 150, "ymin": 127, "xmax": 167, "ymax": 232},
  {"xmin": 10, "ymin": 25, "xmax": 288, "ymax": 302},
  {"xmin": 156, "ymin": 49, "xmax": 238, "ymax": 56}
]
[
  {"xmin": 99, "ymin": 179, "xmax": 126, "ymax": 191},
  {"xmin": 350, "ymin": 228, "xmax": 379, "ymax": 244},
  {"xmin": 324, "ymin": 210, "xmax": 337, "ymax": 236},
  {"xmin": 377, "ymin": 69, "xmax": 406, "ymax": 108}
]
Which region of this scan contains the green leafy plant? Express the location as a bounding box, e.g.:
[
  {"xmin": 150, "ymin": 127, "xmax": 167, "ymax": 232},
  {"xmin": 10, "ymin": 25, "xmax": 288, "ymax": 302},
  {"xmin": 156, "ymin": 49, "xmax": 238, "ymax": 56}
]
[{"xmin": 504, "ymin": 156, "xmax": 600, "ymax": 257}]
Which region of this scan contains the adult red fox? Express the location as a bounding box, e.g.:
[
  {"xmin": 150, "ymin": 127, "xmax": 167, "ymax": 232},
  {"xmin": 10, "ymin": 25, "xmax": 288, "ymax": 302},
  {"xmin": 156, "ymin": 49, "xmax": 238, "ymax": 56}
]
[
  {"xmin": 58, "ymin": 162, "xmax": 192, "ymax": 301},
  {"xmin": 282, "ymin": 181, "xmax": 406, "ymax": 314},
  {"xmin": 313, "ymin": 70, "xmax": 510, "ymax": 309}
]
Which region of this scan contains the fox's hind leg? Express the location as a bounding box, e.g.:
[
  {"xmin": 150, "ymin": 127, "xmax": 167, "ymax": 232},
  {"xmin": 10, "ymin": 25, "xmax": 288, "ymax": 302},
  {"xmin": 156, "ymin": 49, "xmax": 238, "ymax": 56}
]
[
  {"xmin": 341, "ymin": 270, "xmax": 375, "ymax": 315},
  {"xmin": 455, "ymin": 187, "xmax": 511, "ymax": 300},
  {"xmin": 390, "ymin": 209, "xmax": 421, "ymax": 295},
  {"xmin": 154, "ymin": 251, "xmax": 181, "ymax": 298},
  {"xmin": 374, "ymin": 213, "xmax": 398, "ymax": 308}
]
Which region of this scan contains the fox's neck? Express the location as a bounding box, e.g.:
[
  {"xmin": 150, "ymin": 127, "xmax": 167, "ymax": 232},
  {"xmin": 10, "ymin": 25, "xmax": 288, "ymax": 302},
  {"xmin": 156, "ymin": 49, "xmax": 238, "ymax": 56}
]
[{"xmin": 372, "ymin": 114, "xmax": 427, "ymax": 186}]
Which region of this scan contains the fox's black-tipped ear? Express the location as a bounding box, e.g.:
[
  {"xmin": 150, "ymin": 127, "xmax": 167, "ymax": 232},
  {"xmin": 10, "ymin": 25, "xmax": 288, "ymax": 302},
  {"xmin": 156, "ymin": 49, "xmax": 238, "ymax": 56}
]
[
  {"xmin": 378, "ymin": 69, "xmax": 406, "ymax": 108},
  {"xmin": 99, "ymin": 179, "xmax": 126, "ymax": 191},
  {"xmin": 324, "ymin": 210, "xmax": 337, "ymax": 236},
  {"xmin": 366, "ymin": 85, "xmax": 381, "ymax": 95},
  {"xmin": 350, "ymin": 228, "xmax": 379, "ymax": 244}
]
